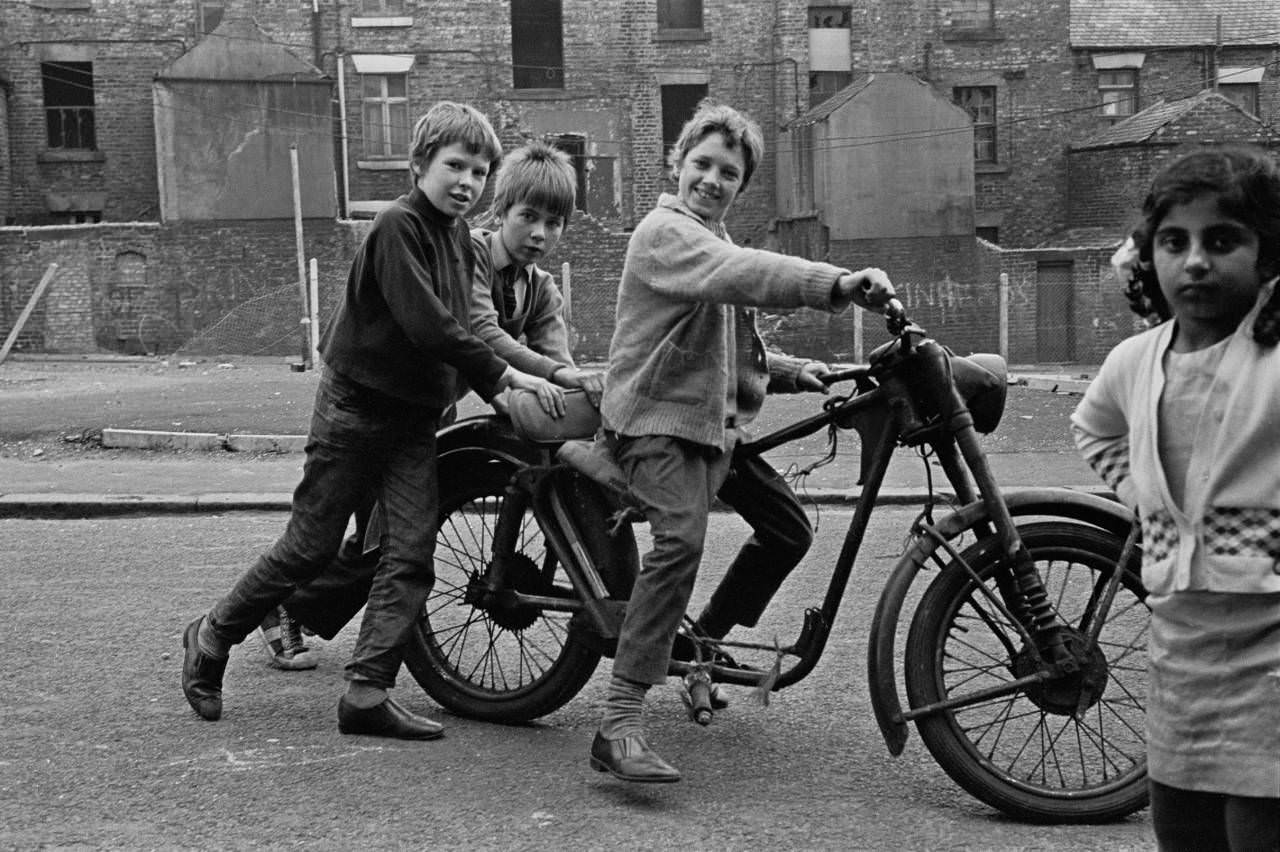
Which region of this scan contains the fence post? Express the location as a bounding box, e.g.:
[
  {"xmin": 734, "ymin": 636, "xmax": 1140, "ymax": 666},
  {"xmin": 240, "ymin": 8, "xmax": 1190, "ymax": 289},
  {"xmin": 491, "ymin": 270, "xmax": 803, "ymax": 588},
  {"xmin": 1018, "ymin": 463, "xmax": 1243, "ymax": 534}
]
[
  {"xmin": 998, "ymin": 272, "xmax": 1009, "ymax": 362},
  {"xmin": 291, "ymin": 144, "xmax": 310, "ymax": 370},
  {"xmin": 308, "ymin": 258, "xmax": 321, "ymax": 367},
  {"xmin": 853, "ymin": 305, "xmax": 864, "ymax": 363}
]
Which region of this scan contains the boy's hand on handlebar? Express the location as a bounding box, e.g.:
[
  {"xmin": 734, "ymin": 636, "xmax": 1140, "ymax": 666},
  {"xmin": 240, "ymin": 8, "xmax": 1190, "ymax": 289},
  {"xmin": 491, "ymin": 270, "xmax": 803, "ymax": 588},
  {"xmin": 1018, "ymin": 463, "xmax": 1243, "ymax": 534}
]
[
  {"xmin": 501, "ymin": 369, "xmax": 567, "ymax": 417},
  {"xmin": 553, "ymin": 367, "xmax": 605, "ymax": 407},
  {"xmin": 838, "ymin": 268, "xmax": 896, "ymax": 311},
  {"xmin": 796, "ymin": 361, "xmax": 831, "ymax": 394}
]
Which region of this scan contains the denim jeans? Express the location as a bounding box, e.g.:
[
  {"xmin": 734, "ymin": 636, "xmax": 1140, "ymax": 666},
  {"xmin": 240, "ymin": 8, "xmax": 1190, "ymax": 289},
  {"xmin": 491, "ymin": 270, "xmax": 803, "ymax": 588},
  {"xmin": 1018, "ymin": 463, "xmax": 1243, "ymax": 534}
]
[{"xmin": 207, "ymin": 368, "xmax": 441, "ymax": 688}]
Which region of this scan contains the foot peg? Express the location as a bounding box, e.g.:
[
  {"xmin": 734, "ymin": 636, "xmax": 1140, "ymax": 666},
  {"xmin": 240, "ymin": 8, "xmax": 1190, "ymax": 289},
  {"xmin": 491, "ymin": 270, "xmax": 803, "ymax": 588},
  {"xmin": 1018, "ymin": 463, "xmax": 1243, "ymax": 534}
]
[{"xmin": 681, "ymin": 670, "xmax": 714, "ymax": 726}]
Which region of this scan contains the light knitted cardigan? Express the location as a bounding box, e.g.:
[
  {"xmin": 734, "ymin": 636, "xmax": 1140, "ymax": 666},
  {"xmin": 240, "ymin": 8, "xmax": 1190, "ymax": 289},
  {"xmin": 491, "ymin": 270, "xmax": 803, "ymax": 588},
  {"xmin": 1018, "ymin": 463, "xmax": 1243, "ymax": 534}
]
[
  {"xmin": 601, "ymin": 193, "xmax": 855, "ymax": 451},
  {"xmin": 1071, "ymin": 281, "xmax": 1280, "ymax": 595}
]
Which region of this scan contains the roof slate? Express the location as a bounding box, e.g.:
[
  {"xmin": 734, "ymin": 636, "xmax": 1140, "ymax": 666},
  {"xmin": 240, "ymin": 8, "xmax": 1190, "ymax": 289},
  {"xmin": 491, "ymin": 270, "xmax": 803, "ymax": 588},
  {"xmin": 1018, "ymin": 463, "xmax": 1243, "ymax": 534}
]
[
  {"xmin": 1073, "ymin": 90, "xmax": 1261, "ymax": 147},
  {"xmin": 1070, "ymin": 0, "xmax": 1280, "ymax": 47}
]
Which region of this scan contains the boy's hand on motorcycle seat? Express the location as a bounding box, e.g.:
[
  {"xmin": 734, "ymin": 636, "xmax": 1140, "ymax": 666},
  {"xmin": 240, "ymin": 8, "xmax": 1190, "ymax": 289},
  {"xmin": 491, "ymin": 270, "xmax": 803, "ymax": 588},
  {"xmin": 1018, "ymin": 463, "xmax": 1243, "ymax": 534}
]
[
  {"xmin": 553, "ymin": 367, "xmax": 605, "ymax": 407},
  {"xmin": 503, "ymin": 369, "xmax": 566, "ymax": 417}
]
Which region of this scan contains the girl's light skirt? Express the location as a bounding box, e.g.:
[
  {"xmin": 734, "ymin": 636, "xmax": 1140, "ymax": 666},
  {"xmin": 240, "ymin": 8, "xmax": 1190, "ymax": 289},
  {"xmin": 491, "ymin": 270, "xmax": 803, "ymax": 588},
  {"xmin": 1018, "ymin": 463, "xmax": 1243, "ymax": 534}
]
[{"xmin": 1146, "ymin": 590, "xmax": 1280, "ymax": 797}]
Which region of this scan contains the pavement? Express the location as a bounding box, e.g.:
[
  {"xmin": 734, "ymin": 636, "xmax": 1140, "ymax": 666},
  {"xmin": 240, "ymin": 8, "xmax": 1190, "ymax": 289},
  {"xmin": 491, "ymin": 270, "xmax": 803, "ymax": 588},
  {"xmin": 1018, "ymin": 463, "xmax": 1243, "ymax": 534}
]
[{"xmin": 0, "ymin": 357, "xmax": 1103, "ymax": 518}]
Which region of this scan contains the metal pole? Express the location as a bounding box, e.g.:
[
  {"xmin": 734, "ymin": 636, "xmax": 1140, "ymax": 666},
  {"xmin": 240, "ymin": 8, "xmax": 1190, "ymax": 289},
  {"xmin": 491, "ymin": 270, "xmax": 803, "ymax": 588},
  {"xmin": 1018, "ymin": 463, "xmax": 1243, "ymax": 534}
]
[
  {"xmin": 308, "ymin": 257, "xmax": 321, "ymax": 367},
  {"xmin": 853, "ymin": 304, "xmax": 865, "ymax": 362},
  {"xmin": 560, "ymin": 261, "xmax": 572, "ymax": 327},
  {"xmin": 998, "ymin": 272, "xmax": 1009, "ymax": 362},
  {"xmin": 291, "ymin": 144, "xmax": 311, "ymax": 369}
]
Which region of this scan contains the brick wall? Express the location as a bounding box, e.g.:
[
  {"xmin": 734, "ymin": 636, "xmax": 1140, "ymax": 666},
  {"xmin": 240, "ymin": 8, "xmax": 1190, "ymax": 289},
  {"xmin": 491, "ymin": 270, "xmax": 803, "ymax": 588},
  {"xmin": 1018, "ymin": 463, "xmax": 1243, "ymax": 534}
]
[
  {"xmin": 1068, "ymin": 113, "xmax": 1280, "ymax": 233},
  {"xmin": 0, "ymin": 219, "xmax": 358, "ymax": 355},
  {"xmin": 2, "ymin": 215, "xmax": 1155, "ymax": 368},
  {"xmin": 1, "ymin": 0, "xmax": 321, "ymax": 225}
]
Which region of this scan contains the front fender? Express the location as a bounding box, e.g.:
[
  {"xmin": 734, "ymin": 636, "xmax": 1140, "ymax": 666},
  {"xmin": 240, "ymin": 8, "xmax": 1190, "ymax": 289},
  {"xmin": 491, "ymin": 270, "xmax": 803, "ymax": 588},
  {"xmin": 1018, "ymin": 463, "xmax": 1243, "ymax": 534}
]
[{"xmin": 867, "ymin": 488, "xmax": 1134, "ymax": 756}]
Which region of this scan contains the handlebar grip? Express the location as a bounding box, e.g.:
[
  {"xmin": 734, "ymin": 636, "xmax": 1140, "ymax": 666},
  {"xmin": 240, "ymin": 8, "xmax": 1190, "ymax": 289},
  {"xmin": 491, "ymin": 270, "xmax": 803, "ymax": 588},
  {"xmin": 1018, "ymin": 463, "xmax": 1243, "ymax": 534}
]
[{"xmin": 882, "ymin": 298, "xmax": 909, "ymax": 334}]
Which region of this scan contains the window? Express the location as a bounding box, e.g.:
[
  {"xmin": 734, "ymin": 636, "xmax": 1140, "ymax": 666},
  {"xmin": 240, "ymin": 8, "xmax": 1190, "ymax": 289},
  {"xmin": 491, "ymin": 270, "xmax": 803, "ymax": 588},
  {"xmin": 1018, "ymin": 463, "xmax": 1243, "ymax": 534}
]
[
  {"xmin": 661, "ymin": 84, "xmax": 708, "ymax": 163},
  {"xmin": 358, "ymin": 0, "xmax": 404, "ymax": 12},
  {"xmin": 658, "ymin": 0, "xmax": 702, "ymax": 31},
  {"xmin": 361, "ymin": 74, "xmax": 409, "ymax": 158},
  {"xmin": 42, "ymin": 61, "xmax": 96, "ymax": 150},
  {"xmin": 55, "ymin": 210, "xmax": 102, "ymax": 225},
  {"xmin": 810, "ymin": 72, "xmax": 853, "ymax": 106},
  {"xmin": 947, "ymin": 0, "xmax": 993, "ymax": 30},
  {"xmin": 512, "ymin": 0, "xmax": 564, "ymax": 89},
  {"xmin": 954, "ymin": 86, "xmax": 996, "ymax": 162},
  {"xmin": 550, "ymin": 134, "xmax": 588, "ymax": 210},
  {"xmin": 976, "ymin": 226, "xmax": 999, "ymax": 244},
  {"xmin": 1219, "ymin": 83, "xmax": 1259, "ymax": 116},
  {"xmin": 1098, "ymin": 69, "xmax": 1137, "ymax": 120},
  {"xmin": 197, "ymin": 1, "xmax": 224, "ymax": 34},
  {"xmin": 1217, "ymin": 67, "xmax": 1265, "ymax": 117},
  {"xmin": 809, "ymin": 6, "xmax": 851, "ymax": 28},
  {"xmin": 809, "ymin": 6, "xmax": 852, "ymax": 107}
]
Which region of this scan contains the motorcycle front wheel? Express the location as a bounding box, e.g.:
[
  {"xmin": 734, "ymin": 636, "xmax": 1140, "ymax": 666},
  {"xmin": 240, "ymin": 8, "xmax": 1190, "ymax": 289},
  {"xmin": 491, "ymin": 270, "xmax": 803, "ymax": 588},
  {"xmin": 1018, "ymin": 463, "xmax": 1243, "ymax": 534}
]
[
  {"xmin": 402, "ymin": 458, "xmax": 601, "ymax": 723},
  {"xmin": 904, "ymin": 521, "xmax": 1149, "ymax": 823}
]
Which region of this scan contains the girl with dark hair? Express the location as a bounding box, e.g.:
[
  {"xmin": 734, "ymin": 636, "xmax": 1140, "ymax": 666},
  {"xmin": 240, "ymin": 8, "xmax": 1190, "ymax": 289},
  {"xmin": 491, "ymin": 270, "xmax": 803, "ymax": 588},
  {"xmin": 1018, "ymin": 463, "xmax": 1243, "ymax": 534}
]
[{"xmin": 1074, "ymin": 144, "xmax": 1280, "ymax": 850}]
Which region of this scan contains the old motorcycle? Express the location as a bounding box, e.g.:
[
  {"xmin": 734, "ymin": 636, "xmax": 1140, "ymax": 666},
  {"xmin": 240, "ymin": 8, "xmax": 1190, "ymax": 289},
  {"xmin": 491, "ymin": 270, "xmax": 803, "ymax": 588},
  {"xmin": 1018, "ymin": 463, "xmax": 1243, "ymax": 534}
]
[{"xmin": 400, "ymin": 300, "xmax": 1149, "ymax": 823}]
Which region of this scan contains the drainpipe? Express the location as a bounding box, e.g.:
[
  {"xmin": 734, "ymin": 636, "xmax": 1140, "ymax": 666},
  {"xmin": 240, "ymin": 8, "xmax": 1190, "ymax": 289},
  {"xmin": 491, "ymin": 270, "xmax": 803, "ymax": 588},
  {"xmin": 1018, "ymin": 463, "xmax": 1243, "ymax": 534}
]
[
  {"xmin": 337, "ymin": 54, "xmax": 350, "ymax": 219},
  {"xmin": 311, "ymin": 0, "xmax": 322, "ymax": 68}
]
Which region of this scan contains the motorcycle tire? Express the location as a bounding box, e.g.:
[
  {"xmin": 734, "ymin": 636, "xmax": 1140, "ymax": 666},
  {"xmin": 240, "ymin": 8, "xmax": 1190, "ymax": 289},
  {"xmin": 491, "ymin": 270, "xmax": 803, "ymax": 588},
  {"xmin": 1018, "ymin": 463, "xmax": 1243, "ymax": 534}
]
[
  {"xmin": 403, "ymin": 458, "xmax": 602, "ymax": 723},
  {"xmin": 904, "ymin": 521, "xmax": 1150, "ymax": 823}
]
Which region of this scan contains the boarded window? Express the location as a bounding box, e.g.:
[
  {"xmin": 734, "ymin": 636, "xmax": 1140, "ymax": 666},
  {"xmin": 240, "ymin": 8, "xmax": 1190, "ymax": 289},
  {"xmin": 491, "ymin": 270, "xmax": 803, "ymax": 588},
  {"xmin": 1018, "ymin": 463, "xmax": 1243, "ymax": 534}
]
[
  {"xmin": 512, "ymin": 0, "xmax": 564, "ymax": 89},
  {"xmin": 658, "ymin": 0, "xmax": 702, "ymax": 30},
  {"xmin": 947, "ymin": 0, "xmax": 993, "ymax": 29},
  {"xmin": 661, "ymin": 84, "xmax": 708, "ymax": 164},
  {"xmin": 42, "ymin": 61, "xmax": 96, "ymax": 150},
  {"xmin": 197, "ymin": 1, "xmax": 224, "ymax": 34}
]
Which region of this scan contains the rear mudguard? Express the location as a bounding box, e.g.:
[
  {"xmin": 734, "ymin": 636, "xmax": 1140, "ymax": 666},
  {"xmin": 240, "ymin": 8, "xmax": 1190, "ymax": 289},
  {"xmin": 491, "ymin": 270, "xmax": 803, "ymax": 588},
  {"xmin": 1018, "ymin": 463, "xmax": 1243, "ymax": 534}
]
[
  {"xmin": 363, "ymin": 415, "xmax": 541, "ymax": 550},
  {"xmin": 867, "ymin": 487, "xmax": 1135, "ymax": 756},
  {"xmin": 438, "ymin": 414, "xmax": 543, "ymax": 465}
]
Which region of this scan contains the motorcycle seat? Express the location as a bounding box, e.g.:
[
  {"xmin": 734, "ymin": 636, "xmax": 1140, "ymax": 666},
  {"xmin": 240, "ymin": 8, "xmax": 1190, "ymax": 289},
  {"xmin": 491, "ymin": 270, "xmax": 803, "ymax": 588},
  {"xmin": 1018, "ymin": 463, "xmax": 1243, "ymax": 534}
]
[{"xmin": 506, "ymin": 387, "xmax": 601, "ymax": 444}]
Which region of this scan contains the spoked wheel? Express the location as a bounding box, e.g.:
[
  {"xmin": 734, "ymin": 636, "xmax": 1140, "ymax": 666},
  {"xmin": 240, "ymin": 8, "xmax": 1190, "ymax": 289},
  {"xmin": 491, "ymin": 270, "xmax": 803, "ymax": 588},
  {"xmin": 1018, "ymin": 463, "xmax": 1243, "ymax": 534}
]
[
  {"xmin": 402, "ymin": 459, "xmax": 601, "ymax": 723},
  {"xmin": 904, "ymin": 522, "xmax": 1149, "ymax": 823}
]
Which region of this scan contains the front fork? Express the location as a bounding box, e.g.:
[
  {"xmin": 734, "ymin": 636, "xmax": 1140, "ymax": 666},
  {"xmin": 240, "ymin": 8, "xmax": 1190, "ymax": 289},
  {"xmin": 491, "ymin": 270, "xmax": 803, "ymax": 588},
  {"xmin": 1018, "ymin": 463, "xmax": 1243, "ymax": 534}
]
[{"xmin": 910, "ymin": 340, "xmax": 1073, "ymax": 672}]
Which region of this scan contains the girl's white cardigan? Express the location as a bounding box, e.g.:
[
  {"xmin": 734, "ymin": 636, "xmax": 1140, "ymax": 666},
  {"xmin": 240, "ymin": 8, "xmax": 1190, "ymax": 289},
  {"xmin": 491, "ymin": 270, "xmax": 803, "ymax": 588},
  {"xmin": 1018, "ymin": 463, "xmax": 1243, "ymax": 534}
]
[{"xmin": 1071, "ymin": 283, "xmax": 1280, "ymax": 595}]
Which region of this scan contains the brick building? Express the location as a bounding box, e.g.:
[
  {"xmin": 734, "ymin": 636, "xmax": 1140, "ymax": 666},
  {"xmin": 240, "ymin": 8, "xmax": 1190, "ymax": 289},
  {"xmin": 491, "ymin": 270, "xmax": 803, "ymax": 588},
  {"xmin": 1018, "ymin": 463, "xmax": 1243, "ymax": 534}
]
[{"xmin": 3, "ymin": 1, "xmax": 1279, "ymax": 364}]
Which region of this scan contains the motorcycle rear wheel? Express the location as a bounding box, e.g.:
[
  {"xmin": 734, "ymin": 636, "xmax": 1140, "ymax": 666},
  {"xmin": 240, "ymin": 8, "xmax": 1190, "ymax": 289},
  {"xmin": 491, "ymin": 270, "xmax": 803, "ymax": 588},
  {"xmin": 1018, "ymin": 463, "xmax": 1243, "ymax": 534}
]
[
  {"xmin": 904, "ymin": 522, "xmax": 1149, "ymax": 823},
  {"xmin": 403, "ymin": 459, "xmax": 601, "ymax": 723}
]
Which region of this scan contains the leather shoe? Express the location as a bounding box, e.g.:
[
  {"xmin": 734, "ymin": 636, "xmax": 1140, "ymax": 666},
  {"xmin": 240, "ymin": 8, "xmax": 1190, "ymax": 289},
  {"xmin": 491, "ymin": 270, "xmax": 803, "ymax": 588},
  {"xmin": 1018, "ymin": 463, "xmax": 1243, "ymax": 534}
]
[
  {"xmin": 337, "ymin": 695, "xmax": 444, "ymax": 740},
  {"xmin": 182, "ymin": 617, "xmax": 227, "ymax": 721},
  {"xmin": 589, "ymin": 731, "xmax": 681, "ymax": 783}
]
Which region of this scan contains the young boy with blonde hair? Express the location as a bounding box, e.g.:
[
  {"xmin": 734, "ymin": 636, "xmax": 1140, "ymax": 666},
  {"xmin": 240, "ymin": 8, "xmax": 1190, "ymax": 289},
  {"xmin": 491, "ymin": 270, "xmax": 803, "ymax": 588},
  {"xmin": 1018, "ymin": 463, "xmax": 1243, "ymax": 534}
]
[{"xmin": 470, "ymin": 139, "xmax": 603, "ymax": 405}]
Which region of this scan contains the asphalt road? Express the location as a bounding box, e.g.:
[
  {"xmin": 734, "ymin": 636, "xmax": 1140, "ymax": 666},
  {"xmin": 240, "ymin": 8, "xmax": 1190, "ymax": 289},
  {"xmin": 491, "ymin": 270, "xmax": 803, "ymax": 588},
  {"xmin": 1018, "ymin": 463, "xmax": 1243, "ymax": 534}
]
[{"xmin": 0, "ymin": 507, "xmax": 1154, "ymax": 851}]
